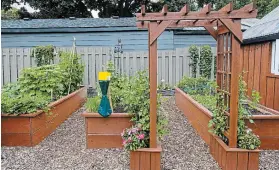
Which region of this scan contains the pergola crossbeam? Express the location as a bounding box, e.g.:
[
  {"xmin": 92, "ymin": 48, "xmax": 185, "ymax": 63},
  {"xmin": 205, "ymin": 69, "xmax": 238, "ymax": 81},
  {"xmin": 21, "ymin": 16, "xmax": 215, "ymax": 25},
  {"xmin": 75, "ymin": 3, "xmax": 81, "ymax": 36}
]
[
  {"xmin": 137, "ymin": 3, "xmax": 257, "ymax": 21},
  {"xmin": 136, "ymin": 2, "xmax": 257, "ymax": 150},
  {"xmin": 136, "ymin": 20, "xmax": 217, "ymax": 29}
]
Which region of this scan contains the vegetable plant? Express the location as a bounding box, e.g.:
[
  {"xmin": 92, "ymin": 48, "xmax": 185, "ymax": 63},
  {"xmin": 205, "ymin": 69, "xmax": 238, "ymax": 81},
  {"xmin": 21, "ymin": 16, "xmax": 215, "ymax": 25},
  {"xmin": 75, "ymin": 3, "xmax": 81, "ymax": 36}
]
[
  {"xmin": 31, "ymin": 45, "xmax": 55, "ymax": 66},
  {"xmin": 85, "ymin": 96, "xmax": 101, "ymax": 112}
]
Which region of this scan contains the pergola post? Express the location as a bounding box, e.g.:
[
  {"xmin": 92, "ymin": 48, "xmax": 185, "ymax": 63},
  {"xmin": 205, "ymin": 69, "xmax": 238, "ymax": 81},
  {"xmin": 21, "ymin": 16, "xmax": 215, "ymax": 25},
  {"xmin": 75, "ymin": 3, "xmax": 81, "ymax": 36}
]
[
  {"xmin": 228, "ymin": 20, "xmax": 241, "ymax": 147},
  {"xmin": 149, "ymin": 21, "xmax": 158, "ymax": 148}
]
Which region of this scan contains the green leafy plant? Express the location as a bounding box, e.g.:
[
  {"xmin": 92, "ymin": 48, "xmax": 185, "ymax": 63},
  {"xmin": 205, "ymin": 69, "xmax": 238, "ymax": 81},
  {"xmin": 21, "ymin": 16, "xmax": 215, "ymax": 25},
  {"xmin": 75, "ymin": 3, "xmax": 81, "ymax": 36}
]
[
  {"xmin": 85, "ymin": 96, "xmax": 101, "ymax": 112},
  {"xmin": 177, "ymin": 76, "xmax": 217, "ymax": 96},
  {"xmin": 18, "ymin": 65, "xmax": 65, "ymax": 100},
  {"xmin": 121, "ymin": 126, "xmax": 148, "ymax": 151},
  {"xmin": 58, "ymin": 51, "xmax": 84, "ymax": 95},
  {"xmin": 2, "ymin": 83, "xmax": 50, "ymax": 114},
  {"xmin": 31, "ymin": 45, "xmax": 55, "ymax": 66},
  {"xmin": 189, "ymin": 45, "xmax": 199, "ymax": 78},
  {"xmin": 191, "ymin": 94, "xmax": 217, "ymax": 112},
  {"xmin": 199, "ymin": 45, "xmax": 213, "ymax": 79},
  {"xmin": 208, "ymin": 75, "xmax": 261, "ymax": 150}
]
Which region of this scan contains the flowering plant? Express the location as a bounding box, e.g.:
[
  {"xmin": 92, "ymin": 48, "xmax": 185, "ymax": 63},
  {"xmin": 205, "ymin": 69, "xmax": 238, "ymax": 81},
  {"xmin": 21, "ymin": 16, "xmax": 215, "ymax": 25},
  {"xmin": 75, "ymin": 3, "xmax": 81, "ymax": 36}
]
[{"xmin": 121, "ymin": 126, "xmax": 148, "ymax": 151}]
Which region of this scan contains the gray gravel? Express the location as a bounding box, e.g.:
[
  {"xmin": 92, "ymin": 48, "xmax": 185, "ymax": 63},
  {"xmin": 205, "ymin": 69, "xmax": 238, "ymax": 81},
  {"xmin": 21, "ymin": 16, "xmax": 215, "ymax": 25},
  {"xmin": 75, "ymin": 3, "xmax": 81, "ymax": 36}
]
[
  {"xmin": 2, "ymin": 97, "xmax": 278, "ymax": 170},
  {"xmin": 161, "ymin": 97, "xmax": 219, "ymax": 170},
  {"xmin": 1, "ymin": 107, "xmax": 129, "ymax": 170}
]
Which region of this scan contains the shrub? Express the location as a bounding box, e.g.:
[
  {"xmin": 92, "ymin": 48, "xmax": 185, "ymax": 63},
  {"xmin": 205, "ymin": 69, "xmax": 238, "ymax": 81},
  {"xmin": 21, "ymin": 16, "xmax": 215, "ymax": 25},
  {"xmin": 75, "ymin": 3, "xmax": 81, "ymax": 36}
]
[{"xmin": 189, "ymin": 45, "xmax": 199, "ymax": 78}]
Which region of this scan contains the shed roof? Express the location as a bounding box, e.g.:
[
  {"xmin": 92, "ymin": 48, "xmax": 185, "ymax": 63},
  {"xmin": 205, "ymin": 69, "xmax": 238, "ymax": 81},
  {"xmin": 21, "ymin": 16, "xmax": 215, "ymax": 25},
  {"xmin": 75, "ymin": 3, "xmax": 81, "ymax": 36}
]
[
  {"xmin": 243, "ymin": 6, "xmax": 279, "ymax": 44},
  {"xmin": 1, "ymin": 17, "xmax": 258, "ymax": 33}
]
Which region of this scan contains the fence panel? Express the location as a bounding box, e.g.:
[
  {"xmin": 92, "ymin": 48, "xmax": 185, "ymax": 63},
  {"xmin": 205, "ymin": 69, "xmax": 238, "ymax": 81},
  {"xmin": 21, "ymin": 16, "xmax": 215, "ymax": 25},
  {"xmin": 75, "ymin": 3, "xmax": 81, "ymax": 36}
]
[{"xmin": 1, "ymin": 46, "xmax": 217, "ymax": 88}]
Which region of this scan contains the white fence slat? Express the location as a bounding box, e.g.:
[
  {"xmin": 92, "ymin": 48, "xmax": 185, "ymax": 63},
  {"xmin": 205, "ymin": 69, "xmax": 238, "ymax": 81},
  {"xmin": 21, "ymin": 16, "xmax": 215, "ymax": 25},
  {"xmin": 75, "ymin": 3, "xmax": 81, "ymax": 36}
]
[
  {"xmin": 3, "ymin": 48, "xmax": 11, "ymax": 84},
  {"xmin": 10, "ymin": 48, "xmax": 18, "ymax": 83},
  {"xmin": 2, "ymin": 47, "xmax": 217, "ymax": 87}
]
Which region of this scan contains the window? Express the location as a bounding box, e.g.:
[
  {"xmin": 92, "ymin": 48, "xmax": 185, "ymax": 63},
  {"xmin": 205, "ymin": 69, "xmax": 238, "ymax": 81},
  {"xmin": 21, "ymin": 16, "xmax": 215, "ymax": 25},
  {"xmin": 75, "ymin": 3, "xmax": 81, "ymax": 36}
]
[{"xmin": 271, "ymin": 39, "xmax": 279, "ymax": 75}]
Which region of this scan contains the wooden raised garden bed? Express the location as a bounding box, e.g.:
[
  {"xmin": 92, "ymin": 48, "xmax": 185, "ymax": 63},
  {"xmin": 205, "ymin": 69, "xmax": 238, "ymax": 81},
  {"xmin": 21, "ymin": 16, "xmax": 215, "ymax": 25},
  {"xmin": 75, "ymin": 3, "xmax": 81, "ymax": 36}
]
[
  {"xmin": 82, "ymin": 112, "xmax": 133, "ymax": 148},
  {"xmin": 130, "ymin": 145, "xmax": 162, "ymax": 170},
  {"xmin": 210, "ymin": 135, "xmax": 260, "ymax": 170},
  {"xmin": 1, "ymin": 87, "xmax": 87, "ymax": 147},
  {"xmin": 175, "ymin": 87, "xmax": 279, "ymax": 150}
]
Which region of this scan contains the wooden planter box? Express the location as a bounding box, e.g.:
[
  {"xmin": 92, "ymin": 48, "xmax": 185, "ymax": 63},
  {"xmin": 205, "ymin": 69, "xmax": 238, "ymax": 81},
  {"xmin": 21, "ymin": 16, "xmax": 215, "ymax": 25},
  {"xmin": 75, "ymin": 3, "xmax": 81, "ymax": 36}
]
[
  {"xmin": 130, "ymin": 145, "xmax": 162, "ymax": 170},
  {"xmin": 1, "ymin": 87, "xmax": 87, "ymax": 147},
  {"xmin": 210, "ymin": 135, "xmax": 259, "ymax": 170},
  {"xmin": 82, "ymin": 112, "xmax": 133, "ymax": 148},
  {"xmin": 175, "ymin": 88, "xmax": 279, "ymax": 150}
]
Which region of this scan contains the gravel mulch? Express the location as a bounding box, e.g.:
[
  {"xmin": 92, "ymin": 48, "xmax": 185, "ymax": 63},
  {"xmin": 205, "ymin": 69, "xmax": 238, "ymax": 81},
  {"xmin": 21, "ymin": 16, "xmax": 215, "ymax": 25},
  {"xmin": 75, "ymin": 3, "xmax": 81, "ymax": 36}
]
[
  {"xmin": 161, "ymin": 97, "xmax": 219, "ymax": 170},
  {"xmin": 1, "ymin": 107, "xmax": 129, "ymax": 170},
  {"xmin": 2, "ymin": 97, "xmax": 278, "ymax": 170}
]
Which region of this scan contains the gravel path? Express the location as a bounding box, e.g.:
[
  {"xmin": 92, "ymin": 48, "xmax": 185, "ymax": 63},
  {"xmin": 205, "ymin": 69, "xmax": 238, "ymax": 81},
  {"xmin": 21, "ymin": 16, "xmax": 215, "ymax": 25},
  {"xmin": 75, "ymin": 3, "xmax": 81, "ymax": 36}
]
[
  {"xmin": 1, "ymin": 107, "xmax": 129, "ymax": 170},
  {"xmin": 2, "ymin": 97, "xmax": 278, "ymax": 170},
  {"xmin": 161, "ymin": 97, "xmax": 219, "ymax": 170}
]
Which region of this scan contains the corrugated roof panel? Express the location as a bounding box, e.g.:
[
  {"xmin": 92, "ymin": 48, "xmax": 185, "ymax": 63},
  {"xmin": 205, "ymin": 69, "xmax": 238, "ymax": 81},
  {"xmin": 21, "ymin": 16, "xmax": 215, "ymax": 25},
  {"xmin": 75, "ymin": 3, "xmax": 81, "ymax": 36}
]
[{"xmin": 244, "ymin": 6, "xmax": 279, "ymax": 41}]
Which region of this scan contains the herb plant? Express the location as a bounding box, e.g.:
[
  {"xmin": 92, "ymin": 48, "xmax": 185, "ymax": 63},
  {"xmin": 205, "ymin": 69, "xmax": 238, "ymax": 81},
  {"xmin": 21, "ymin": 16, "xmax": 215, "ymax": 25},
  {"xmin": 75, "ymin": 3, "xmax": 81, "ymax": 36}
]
[{"xmin": 85, "ymin": 96, "xmax": 101, "ymax": 112}]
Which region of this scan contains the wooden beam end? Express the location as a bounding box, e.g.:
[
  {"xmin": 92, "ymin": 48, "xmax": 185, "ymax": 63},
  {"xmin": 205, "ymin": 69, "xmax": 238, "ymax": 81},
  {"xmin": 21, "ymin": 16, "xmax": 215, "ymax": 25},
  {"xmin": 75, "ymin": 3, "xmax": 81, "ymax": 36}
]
[
  {"xmin": 180, "ymin": 4, "xmax": 190, "ymax": 15},
  {"xmin": 141, "ymin": 5, "xmax": 146, "ymax": 16}
]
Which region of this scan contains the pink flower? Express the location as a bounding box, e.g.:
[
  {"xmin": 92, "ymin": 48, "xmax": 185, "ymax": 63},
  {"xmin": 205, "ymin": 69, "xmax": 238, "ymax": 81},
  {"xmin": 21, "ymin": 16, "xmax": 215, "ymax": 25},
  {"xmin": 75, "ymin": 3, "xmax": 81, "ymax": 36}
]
[
  {"xmin": 138, "ymin": 134, "xmax": 145, "ymax": 140},
  {"xmin": 127, "ymin": 137, "xmax": 132, "ymax": 143},
  {"xmin": 122, "ymin": 140, "xmax": 127, "ymax": 145}
]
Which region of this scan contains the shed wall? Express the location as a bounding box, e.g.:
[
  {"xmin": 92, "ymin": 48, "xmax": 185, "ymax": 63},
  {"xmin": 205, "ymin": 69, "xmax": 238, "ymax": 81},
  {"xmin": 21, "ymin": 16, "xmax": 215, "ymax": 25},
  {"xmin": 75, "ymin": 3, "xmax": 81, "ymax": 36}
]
[{"xmin": 240, "ymin": 42, "xmax": 279, "ymax": 111}]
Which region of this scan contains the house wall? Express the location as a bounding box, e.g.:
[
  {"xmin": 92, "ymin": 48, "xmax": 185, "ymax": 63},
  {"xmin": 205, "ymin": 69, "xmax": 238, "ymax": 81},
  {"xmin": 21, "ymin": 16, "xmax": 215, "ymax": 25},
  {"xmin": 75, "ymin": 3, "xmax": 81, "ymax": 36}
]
[
  {"xmin": 240, "ymin": 42, "xmax": 279, "ymax": 111},
  {"xmin": 1, "ymin": 30, "xmax": 217, "ymax": 51},
  {"xmin": 173, "ymin": 34, "xmax": 216, "ymax": 48}
]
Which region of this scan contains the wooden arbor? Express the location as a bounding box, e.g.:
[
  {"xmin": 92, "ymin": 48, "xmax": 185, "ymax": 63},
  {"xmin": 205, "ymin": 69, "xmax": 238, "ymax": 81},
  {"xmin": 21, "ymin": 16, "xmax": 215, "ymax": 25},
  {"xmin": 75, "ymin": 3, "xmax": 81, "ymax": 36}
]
[{"xmin": 136, "ymin": 3, "xmax": 257, "ymax": 149}]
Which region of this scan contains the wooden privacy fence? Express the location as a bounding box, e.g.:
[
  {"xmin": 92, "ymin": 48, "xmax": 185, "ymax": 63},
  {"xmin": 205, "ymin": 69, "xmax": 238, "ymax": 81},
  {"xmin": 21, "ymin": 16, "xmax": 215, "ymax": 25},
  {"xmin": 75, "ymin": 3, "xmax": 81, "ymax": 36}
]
[{"xmin": 1, "ymin": 47, "xmax": 216, "ymax": 88}]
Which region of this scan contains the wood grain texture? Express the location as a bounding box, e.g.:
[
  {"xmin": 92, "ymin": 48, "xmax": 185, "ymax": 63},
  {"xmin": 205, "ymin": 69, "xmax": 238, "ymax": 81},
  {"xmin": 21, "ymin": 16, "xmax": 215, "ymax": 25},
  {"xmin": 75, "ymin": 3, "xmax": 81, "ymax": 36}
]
[
  {"xmin": 266, "ymin": 78, "xmax": 275, "ymax": 108},
  {"xmin": 1, "ymin": 87, "xmax": 86, "ymax": 146},
  {"xmin": 175, "ymin": 87, "xmax": 279, "ymax": 149},
  {"xmin": 130, "ymin": 146, "xmax": 161, "ymax": 170},
  {"xmin": 86, "ymin": 116, "xmax": 132, "ymax": 134},
  {"xmin": 86, "ymin": 134, "xmax": 123, "ymax": 148},
  {"xmin": 209, "ymin": 135, "xmax": 260, "ymax": 170}
]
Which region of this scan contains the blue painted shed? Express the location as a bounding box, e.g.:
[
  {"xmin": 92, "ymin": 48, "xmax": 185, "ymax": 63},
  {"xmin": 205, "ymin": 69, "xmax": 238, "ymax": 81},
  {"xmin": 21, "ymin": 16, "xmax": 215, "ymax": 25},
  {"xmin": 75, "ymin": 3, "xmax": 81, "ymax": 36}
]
[{"xmin": 1, "ymin": 17, "xmax": 258, "ymax": 51}]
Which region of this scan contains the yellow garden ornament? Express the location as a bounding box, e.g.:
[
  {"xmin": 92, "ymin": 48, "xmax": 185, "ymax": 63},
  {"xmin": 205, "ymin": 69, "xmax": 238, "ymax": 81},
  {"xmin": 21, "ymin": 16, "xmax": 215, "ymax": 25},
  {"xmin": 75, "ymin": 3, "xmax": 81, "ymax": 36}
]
[
  {"xmin": 98, "ymin": 71, "xmax": 112, "ymax": 117},
  {"xmin": 98, "ymin": 72, "xmax": 111, "ymax": 81}
]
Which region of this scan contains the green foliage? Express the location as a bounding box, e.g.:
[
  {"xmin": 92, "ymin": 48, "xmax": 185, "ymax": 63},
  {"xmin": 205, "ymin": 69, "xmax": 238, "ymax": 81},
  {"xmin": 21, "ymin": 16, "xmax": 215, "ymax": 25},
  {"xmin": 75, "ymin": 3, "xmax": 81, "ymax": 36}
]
[
  {"xmin": 1, "ymin": 8, "xmax": 20, "ymax": 19},
  {"xmin": 189, "ymin": 45, "xmax": 199, "ymax": 78},
  {"xmin": 1, "ymin": 83, "xmax": 50, "ymax": 114},
  {"xmin": 177, "ymin": 76, "xmax": 217, "ymax": 95},
  {"xmin": 31, "ymin": 45, "xmax": 55, "ymax": 66},
  {"xmin": 18, "ymin": 65, "xmax": 65, "ymax": 100},
  {"xmin": 208, "ymin": 94, "xmax": 229, "ymax": 143},
  {"xmin": 2, "ymin": 51, "xmax": 83, "ymax": 115},
  {"xmin": 208, "ymin": 75, "xmax": 261, "ymax": 150},
  {"xmin": 103, "ymin": 61, "xmax": 168, "ymax": 151},
  {"xmin": 191, "ymin": 94, "xmax": 217, "ymax": 112},
  {"xmin": 237, "ymin": 75, "xmax": 261, "ymax": 149},
  {"xmin": 85, "ymin": 96, "xmax": 101, "ymax": 112},
  {"xmin": 238, "ymin": 130, "xmax": 261, "ymax": 150},
  {"xmin": 121, "ymin": 126, "xmax": 148, "ymax": 151},
  {"xmin": 58, "ymin": 51, "xmax": 84, "ymax": 94},
  {"xmin": 199, "ymin": 45, "xmax": 213, "ymax": 79}
]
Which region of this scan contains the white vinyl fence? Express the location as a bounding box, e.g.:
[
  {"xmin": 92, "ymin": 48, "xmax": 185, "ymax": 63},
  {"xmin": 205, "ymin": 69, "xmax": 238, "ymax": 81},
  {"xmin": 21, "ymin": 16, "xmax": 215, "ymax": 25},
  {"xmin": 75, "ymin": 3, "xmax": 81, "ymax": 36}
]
[{"xmin": 1, "ymin": 47, "xmax": 216, "ymax": 88}]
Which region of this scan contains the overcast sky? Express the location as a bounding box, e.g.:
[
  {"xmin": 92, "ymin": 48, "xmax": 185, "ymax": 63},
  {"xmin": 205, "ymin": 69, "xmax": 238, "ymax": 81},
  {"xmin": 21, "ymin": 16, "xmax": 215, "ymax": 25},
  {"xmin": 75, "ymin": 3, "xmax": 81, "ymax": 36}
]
[{"xmin": 11, "ymin": 3, "xmax": 100, "ymax": 18}]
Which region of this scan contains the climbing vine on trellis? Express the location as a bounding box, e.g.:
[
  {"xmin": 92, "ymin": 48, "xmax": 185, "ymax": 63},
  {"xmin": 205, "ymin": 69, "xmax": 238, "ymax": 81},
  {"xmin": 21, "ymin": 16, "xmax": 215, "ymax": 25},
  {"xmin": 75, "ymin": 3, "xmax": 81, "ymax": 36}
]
[
  {"xmin": 189, "ymin": 45, "xmax": 199, "ymax": 78},
  {"xmin": 200, "ymin": 45, "xmax": 213, "ymax": 79},
  {"xmin": 189, "ymin": 45, "xmax": 214, "ymax": 78},
  {"xmin": 31, "ymin": 45, "xmax": 55, "ymax": 66}
]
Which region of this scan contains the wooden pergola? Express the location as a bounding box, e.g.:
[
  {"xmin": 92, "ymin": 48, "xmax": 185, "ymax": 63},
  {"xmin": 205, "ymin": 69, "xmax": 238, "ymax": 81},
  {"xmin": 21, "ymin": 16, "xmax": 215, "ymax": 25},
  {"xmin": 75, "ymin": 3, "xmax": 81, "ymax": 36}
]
[{"xmin": 136, "ymin": 2, "xmax": 258, "ymax": 149}]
